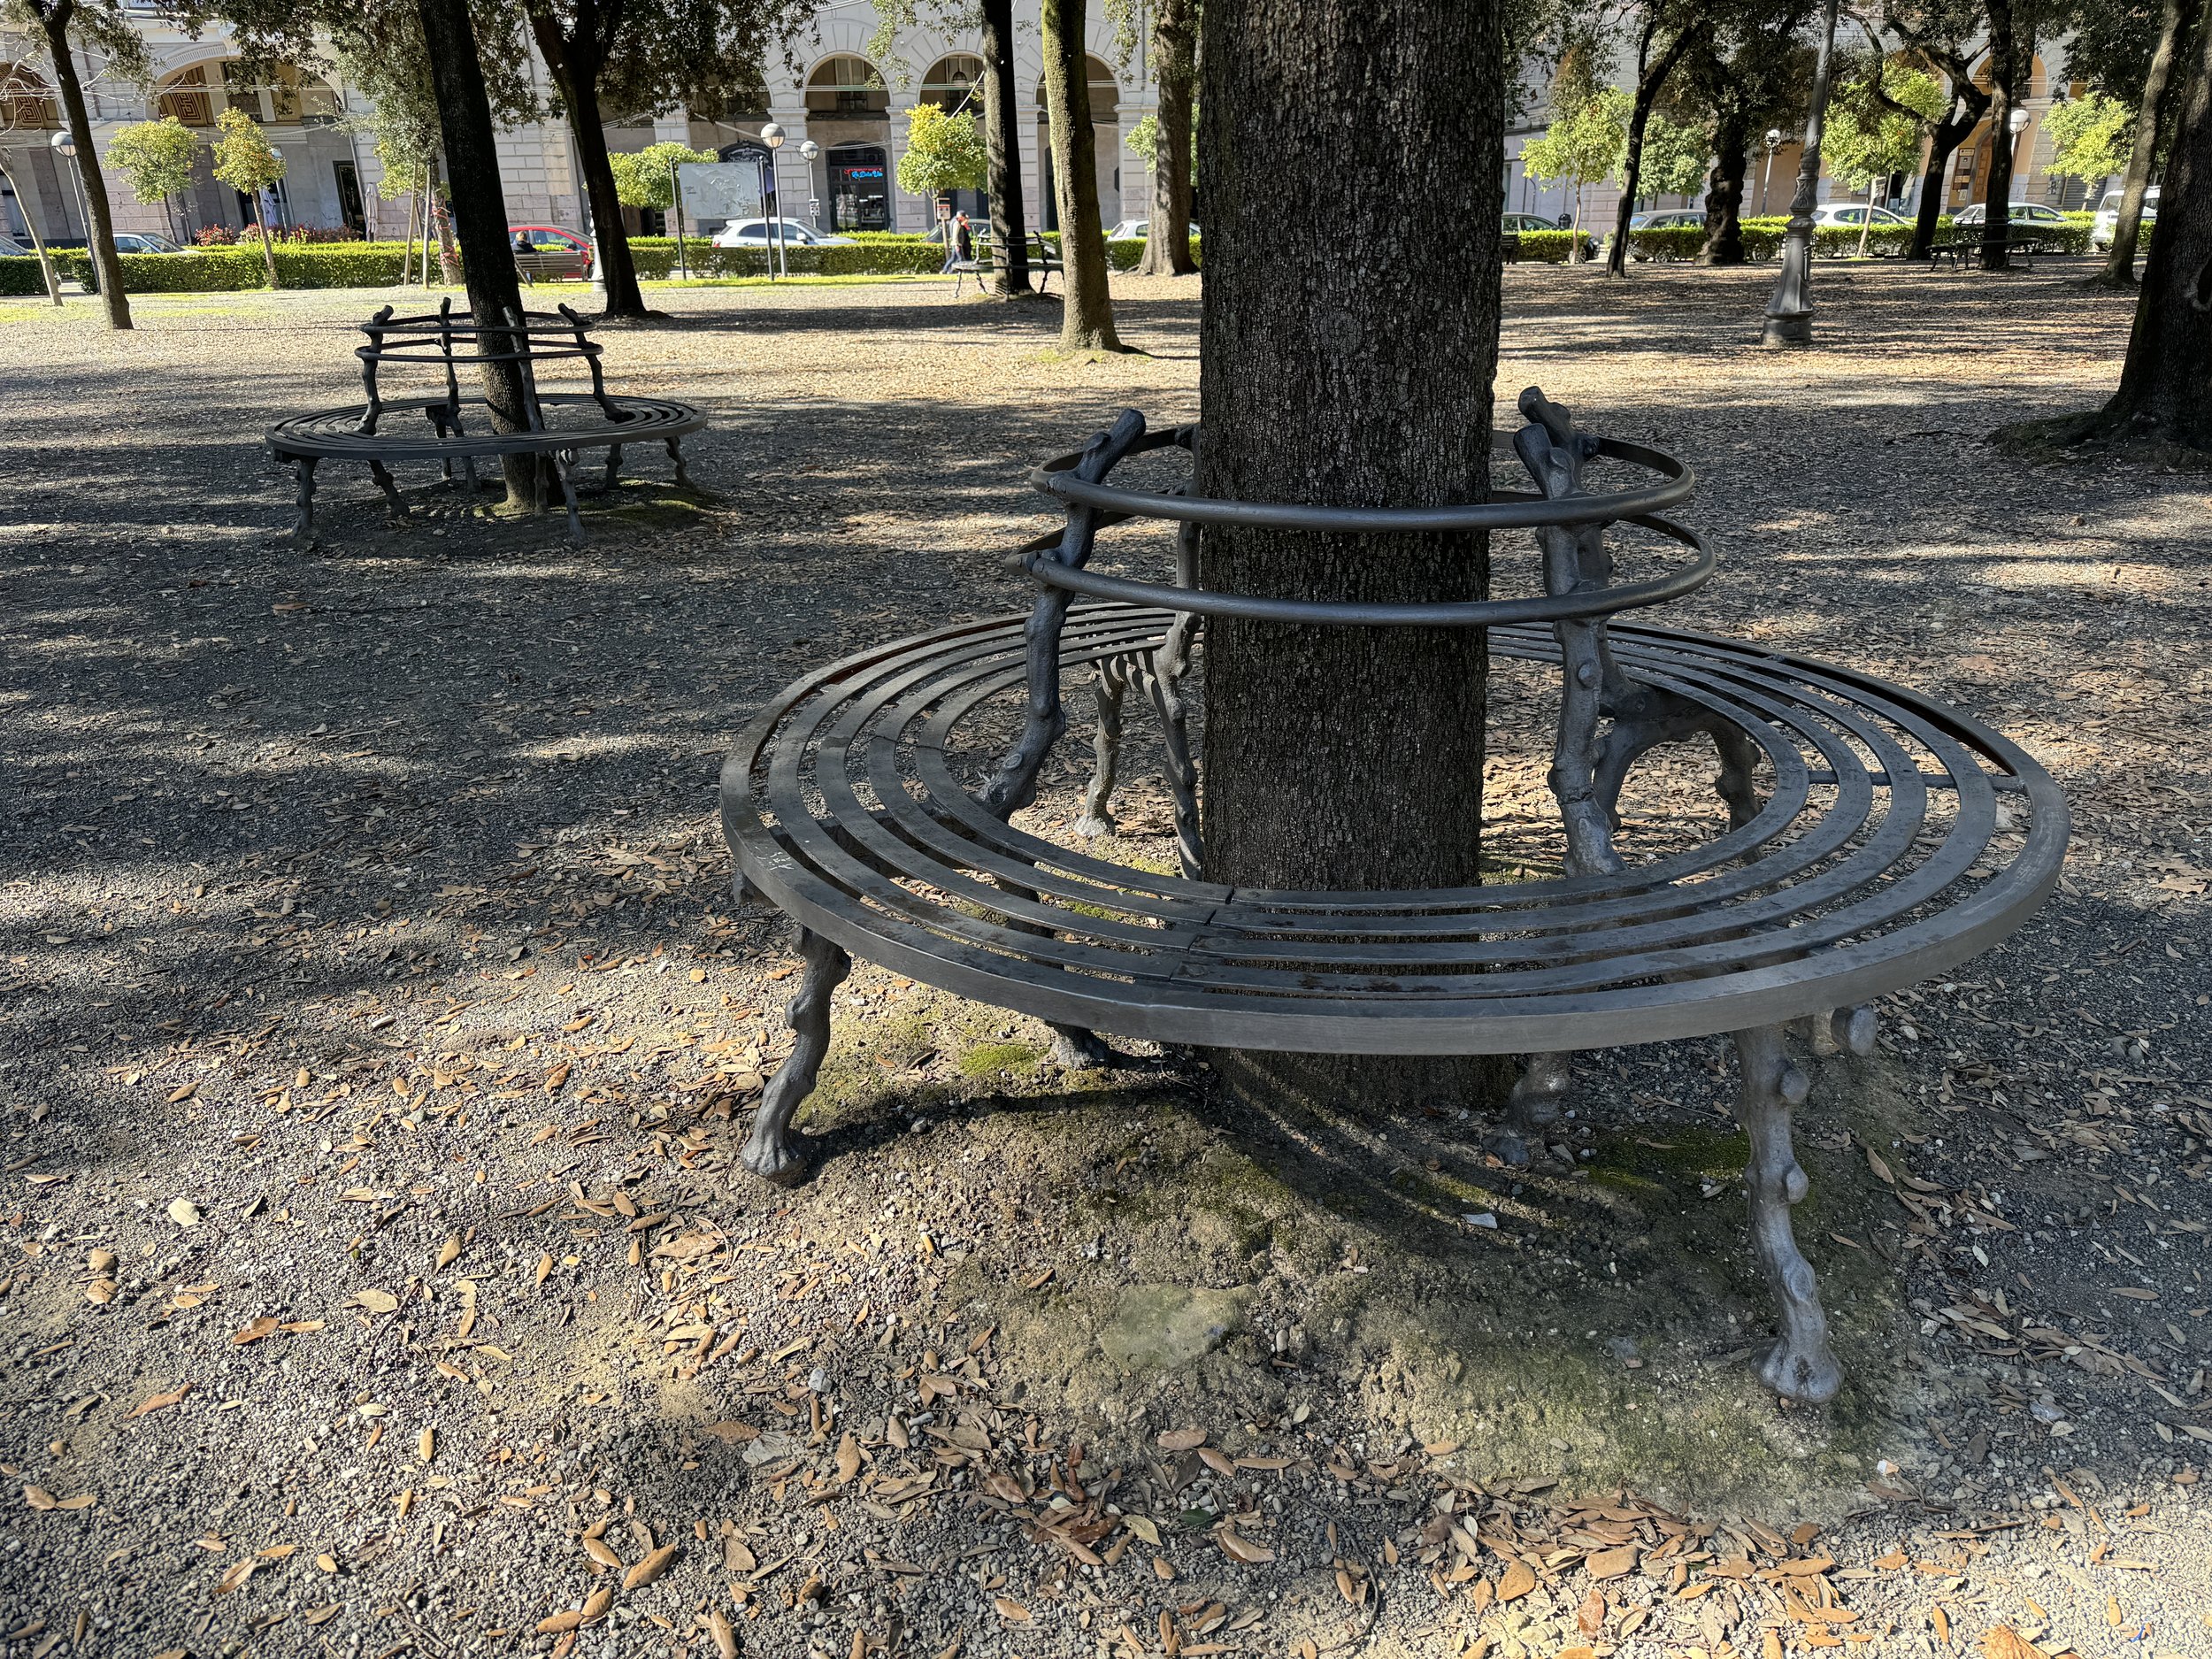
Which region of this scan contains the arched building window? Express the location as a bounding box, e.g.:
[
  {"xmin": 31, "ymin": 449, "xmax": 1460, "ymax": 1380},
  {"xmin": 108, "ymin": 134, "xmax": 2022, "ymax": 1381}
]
[
  {"xmin": 805, "ymin": 56, "xmax": 887, "ymax": 120},
  {"xmin": 0, "ymin": 65, "xmax": 59, "ymax": 131}
]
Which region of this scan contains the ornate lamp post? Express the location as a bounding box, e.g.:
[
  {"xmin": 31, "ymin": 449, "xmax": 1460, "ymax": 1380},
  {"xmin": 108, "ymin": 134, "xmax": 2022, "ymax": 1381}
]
[
  {"xmin": 50, "ymin": 129, "xmax": 90, "ymax": 241},
  {"xmin": 1762, "ymin": 0, "xmax": 1841, "ymax": 347},
  {"xmin": 1760, "ymin": 127, "xmax": 1782, "ymax": 216}
]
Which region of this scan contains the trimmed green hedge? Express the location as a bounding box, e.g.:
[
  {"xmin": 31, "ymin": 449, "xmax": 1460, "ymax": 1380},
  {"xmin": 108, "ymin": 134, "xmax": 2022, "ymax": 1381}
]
[
  {"xmin": 626, "ymin": 235, "xmax": 946, "ymax": 278},
  {"xmin": 1618, "ymin": 213, "xmax": 2091, "ymax": 263},
  {"xmin": 1508, "ymin": 229, "xmax": 1600, "ymax": 263},
  {"xmin": 1, "ymin": 255, "xmax": 54, "ymax": 296},
  {"xmin": 63, "ymin": 243, "xmax": 414, "ymax": 292}
]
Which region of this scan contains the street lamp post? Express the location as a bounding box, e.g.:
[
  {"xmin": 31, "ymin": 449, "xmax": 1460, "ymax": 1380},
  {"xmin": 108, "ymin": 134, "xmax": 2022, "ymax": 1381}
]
[
  {"xmin": 668, "ymin": 152, "xmax": 687, "ymax": 281},
  {"xmin": 50, "ymin": 129, "xmax": 89, "ymax": 241},
  {"xmin": 1760, "ymin": 127, "xmax": 1782, "ymax": 217},
  {"xmin": 760, "ymin": 120, "xmax": 788, "ymax": 280},
  {"xmin": 798, "ymin": 139, "xmax": 819, "ymax": 237},
  {"xmin": 1762, "ymin": 0, "xmax": 1841, "ymax": 347},
  {"xmin": 2006, "ymin": 105, "xmax": 2031, "ymax": 204}
]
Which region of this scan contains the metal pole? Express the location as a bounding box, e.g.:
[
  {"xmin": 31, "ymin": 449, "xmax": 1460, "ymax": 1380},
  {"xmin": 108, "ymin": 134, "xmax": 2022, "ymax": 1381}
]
[
  {"xmin": 760, "ymin": 153, "xmax": 776, "ymax": 282},
  {"xmin": 1763, "ymin": 0, "xmax": 1840, "ymax": 348},
  {"xmin": 672, "ymin": 157, "xmax": 687, "ymax": 280}
]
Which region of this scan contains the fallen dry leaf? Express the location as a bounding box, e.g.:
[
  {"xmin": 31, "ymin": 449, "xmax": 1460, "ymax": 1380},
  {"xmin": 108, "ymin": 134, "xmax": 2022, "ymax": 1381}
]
[
  {"xmin": 129, "ymin": 1385, "xmax": 190, "ymax": 1418},
  {"xmin": 1498, "ymin": 1561, "xmax": 1537, "ymax": 1602},
  {"xmin": 624, "ymin": 1542, "xmax": 677, "ymax": 1588},
  {"xmin": 1157, "ymin": 1427, "xmax": 1207, "ymax": 1453},
  {"xmin": 1216, "ymin": 1526, "xmax": 1274, "ymax": 1564}
]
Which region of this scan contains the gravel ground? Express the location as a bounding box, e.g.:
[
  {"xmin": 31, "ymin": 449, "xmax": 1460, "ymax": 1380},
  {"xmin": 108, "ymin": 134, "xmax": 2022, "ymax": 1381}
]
[{"xmin": 1, "ymin": 265, "xmax": 2208, "ymax": 1659}]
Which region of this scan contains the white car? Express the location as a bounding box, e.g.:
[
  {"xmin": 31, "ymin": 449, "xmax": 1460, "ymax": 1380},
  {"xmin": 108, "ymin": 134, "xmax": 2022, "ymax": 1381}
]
[
  {"xmin": 710, "ymin": 218, "xmax": 855, "ymax": 249},
  {"xmin": 1104, "ymin": 218, "xmax": 1199, "ymax": 241},
  {"xmin": 1809, "ymin": 204, "xmax": 1907, "ymax": 227},
  {"xmin": 2090, "ymin": 185, "xmax": 2158, "ymax": 251},
  {"xmin": 1949, "ymin": 200, "xmax": 2069, "ymax": 227}
]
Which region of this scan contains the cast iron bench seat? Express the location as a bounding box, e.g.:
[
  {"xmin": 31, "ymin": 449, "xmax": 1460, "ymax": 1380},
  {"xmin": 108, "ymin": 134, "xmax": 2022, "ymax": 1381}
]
[
  {"xmin": 265, "ymin": 299, "xmax": 704, "ymax": 548},
  {"xmin": 720, "ymin": 389, "xmax": 2066, "ymax": 1405},
  {"xmin": 1929, "ymin": 228, "xmax": 2069, "ymax": 270}
]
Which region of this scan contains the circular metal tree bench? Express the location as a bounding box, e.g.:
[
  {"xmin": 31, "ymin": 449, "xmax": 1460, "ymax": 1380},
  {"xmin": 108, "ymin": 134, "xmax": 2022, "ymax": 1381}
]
[
  {"xmin": 719, "ymin": 388, "xmax": 2067, "ymax": 1404},
  {"xmin": 266, "ymin": 299, "xmax": 704, "ymax": 548}
]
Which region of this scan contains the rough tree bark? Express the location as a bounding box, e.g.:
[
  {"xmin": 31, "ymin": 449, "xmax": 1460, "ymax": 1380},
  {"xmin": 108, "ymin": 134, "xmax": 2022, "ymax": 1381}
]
[
  {"xmin": 1197, "ymin": 0, "xmax": 1510, "ymax": 1116},
  {"xmin": 1137, "ymin": 0, "xmax": 1196, "ymax": 276},
  {"xmin": 1040, "ymin": 0, "xmax": 1122, "ymax": 349},
  {"xmin": 2094, "ymin": 0, "xmax": 2212, "ymax": 445},
  {"xmin": 2097, "ymin": 0, "xmax": 2189, "ymax": 283},
  {"xmin": 31, "ymin": 0, "xmax": 130, "ymax": 329},
  {"xmin": 1606, "ymin": 12, "xmax": 1706, "ymax": 278},
  {"xmin": 1883, "ymin": 13, "xmax": 1990, "ymax": 261},
  {"xmin": 0, "ymin": 155, "xmax": 65, "ymax": 305},
  {"xmin": 1978, "ymin": 0, "xmax": 2022, "ymax": 271},
  {"xmin": 526, "ymin": 4, "xmax": 650, "ymax": 320},
  {"xmin": 979, "ymin": 0, "xmax": 1032, "ymax": 295},
  {"xmin": 1702, "ymin": 105, "xmax": 1749, "ymax": 264},
  {"xmin": 417, "ymin": 0, "xmax": 538, "ymax": 505}
]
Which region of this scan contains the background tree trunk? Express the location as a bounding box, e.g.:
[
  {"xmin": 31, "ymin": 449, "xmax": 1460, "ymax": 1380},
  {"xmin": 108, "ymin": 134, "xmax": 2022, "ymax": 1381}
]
[
  {"xmin": 1908, "ymin": 113, "xmax": 1970, "ymax": 259},
  {"xmin": 1978, "ymin": 0, "xmax": 2020, "ymax": 271},
  {"xmin": 1703, "ymin": 106, "xmax": 1748, "ymax": 263},
  {"xmin": 536, "ymin": 34, "xmax": 648, "ymax": 319},
  {"xmin": 1606, "ymin": 19, "xmax": 1701, "ymax": 278},
  {"xmin": 1197, "ymin": 0, "xmax": 1510, "ymax": 1117},
  {"xmin": 1040, "ymin": 0, "xmax": 1122, "ymax": 349},
  {"xmin": 2097, "ymin": 0, "xmax": 2212, "ymax": 445},
  {"xmin": 418, "ymin": 0, "xmax": 538, "ymax": 506},
  {"xmin": 0, "ymin": 155, "xmax": 65, "ymax": 305},
  {"xmin": 979, "ymin": 0, "xmax": 1032, "ymax": 295},
  {"xmin": 253, "ymin": 210, "xmax": 280, "ymax": 286},
  {"xmin": 39, "ymin": 5, "xmax": 130, "ymax": 330},
  {"xmin": 1138, "ymin": 0, "xmax": 1196, "ymax": 276},
  {"xmin": 2100, "ymin": 0, "xmax": 2188, "ymax": 282}
]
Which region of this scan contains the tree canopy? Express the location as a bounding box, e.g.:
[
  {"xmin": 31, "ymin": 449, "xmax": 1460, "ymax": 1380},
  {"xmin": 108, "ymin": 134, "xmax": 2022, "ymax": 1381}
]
[
  {"xmin": 609, "ymin": 140, "xmax": 716, "ymax": 210},
  {"xmin": 2044, "ymin": 89, "xmax": 2136, "ymax": 183},
  {"xmin": 895, "ymin": 102, "xmax": 987, "ymax": 196},
  {"xmin": 104, "ymin": 114, "xmax": 197, "ymax": 204},
  {"xmin": 1823, "ymin": 61, "xmax": 1938, "ymax": 189}
]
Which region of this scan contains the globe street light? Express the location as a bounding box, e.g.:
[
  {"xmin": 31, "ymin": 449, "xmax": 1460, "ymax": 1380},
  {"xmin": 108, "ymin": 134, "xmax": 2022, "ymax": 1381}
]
[
  {"xmin": 759, "ymin": 119, "xmax": 788, "ymax": 280},
  {"xmin": 798, "ymin": 139, "xmax": 820, "ymax": 234},
  {"xmin": 1760, "ymin": 127, "xmax": 1782, "ymax": 217}
]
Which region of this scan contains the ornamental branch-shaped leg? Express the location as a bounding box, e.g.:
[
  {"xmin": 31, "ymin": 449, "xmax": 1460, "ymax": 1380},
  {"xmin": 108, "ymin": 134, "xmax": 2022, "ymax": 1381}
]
[
  {"xmin": 290, "ymin": 457, "xmax": 319, "ymax": 547},
  {"xmin": 1074, "ymin": 661, "xmax": 1127, "ymax": 839},
  {"xmin": 1731, "ymin": 1023, "xmax": 1842, "ymax": 1404},
  {"xmin": 743, "ymin": 929, "xmax": 852, "ymax": 1185}
]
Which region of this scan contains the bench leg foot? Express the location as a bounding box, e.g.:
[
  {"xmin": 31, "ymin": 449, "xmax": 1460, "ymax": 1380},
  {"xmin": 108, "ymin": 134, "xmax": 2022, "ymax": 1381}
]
[
  {"xmin": 1732, "ymin": 1024, "xmax": 1841, "ymax": 1405},
  {"xmin": 552, "ymin": 447, "xmax": 585, "ymax": 547},
  {"xmin": 743, "ymin": 929, "xmax": 851, "ymax": 1186},
  {"xmin": 289, "ymin": 457, "xmax": 318, "ymax": 546},
  {"xmin": 1074, "ymin": 664, "xmax": 1125, "ymax": 838},
  {"xmin": 1796, "ymin": 1003, "xmax": 1877, "ymax": 1059},
  {"xmin": 665, "ymin": 437, "xmax": 693, "ymax": 490},
  {"xmin": 1047, "ymin": 1023, "xmax": 1112, "ymax": 1070},
  {"xmin": 1486, "ymin": 1050, "xmax": 1571, "ymax": 1165},
  {"xmin": 367, "ymin": 459, "xmax": 408, "ymax": 521}
]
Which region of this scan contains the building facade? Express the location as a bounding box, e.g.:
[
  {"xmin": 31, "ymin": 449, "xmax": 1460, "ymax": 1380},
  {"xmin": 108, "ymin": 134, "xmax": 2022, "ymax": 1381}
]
[{"xmin": 0, "ymin": 2, "xmax": 1156, "ymax": 247}]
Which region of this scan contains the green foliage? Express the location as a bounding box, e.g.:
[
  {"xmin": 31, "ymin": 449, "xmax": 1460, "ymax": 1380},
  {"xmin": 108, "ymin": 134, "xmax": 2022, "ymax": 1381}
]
[
  {"xmin": 104, "ymin": 117, "xmax": 198, "ymax": 206},
  {"xmin": 609, "ymin": 142, "xmax": 717, "ymax": 211},
  {"xmin": 2043, "ymin": 91, "xmax": 2134, "ymax": 185},
  {"xmin": 1507, "ymin": 228, "xmax": 1600, "ymax": 263},
  {"xmin": 1631, "ymin": 109, "xmax": 1710, "ymax": 197},
  {"xmin": 895, "ymin": 103, "xmax": 987, "ymax": 196},
  {"xmin": 1125, "ymin": 111, "xmax": 1158, "ymax": 168},
  {"xmin": 0, "ymin": 255, "xmax": 52, "ymax": 296},
  {"xmin": 210, "ymin": 105, "xmax": 286, "ymax": 196},
  {"xmin": 372, "ymin": 136, "xmax": 434, "ymax": 201},
  {"xmin": 1522, "ymin": 88, "xmax": 1629, "ymax": 192},
  {"xmin": 1824, "ymin": 65, "xmax": 1939, "ymax": 191},
  {"xmin": 626, "ymin": 235, "xmax": 950, "ymax": 278}
]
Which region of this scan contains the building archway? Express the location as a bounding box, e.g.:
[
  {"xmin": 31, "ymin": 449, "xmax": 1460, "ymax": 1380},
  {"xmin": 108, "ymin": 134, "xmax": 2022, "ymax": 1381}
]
[
  {"xmin": 0, "ymin": 65, "xmax": 65, "ymax": 244},
  {"xmin": 153, "ymin": 57, "xmax": 359, "ymax": 235},
  {"xmin": 803, "ymin": 54, "xmax": 891, "ymax": 230},
  {"xmin": 1033, "ymin": 55, "xmax": 1119, "ymax": 232}
]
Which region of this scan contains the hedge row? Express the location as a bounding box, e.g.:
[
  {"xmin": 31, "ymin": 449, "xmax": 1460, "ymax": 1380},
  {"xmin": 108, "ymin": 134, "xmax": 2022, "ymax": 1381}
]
[
  {"xmin": 59, "ymin": 243, "xmax": 415, "ymax": 293},
  {"xmin": 1, "ymin": 255, "xmax": 53, "ymax": 296},
  {"xmin": 625, "ymin": 235, "xmax": 946, "ymax": 278},
  {"xmin": 1618, "ymin": 215, "xmax": 2093, "ymax": 262}
]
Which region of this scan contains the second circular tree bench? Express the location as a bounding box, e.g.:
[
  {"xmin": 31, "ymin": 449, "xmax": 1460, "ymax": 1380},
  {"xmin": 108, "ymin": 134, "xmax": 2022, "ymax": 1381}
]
[{"xmin": 720, "ymin": 389, "xmax": 2067, "ymax": 1405}]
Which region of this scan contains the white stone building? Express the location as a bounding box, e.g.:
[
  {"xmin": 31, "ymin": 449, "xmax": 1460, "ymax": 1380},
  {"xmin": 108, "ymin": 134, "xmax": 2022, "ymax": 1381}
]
[{"xmin": 0, "ymin": 2, "xmax": 1155, "ymax": 246}]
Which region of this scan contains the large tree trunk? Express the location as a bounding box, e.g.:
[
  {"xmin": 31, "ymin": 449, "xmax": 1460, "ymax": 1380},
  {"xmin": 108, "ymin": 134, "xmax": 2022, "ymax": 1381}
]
[
  {"xmin": 1978, "ymin": 0, "xmax": 2020, "ymax": 271},
  {"xmin": 534, "ymin": 24, "xmax": 649, "ymax": 320},
  {"xmin": 1703, "ymin": 104, "xmax": 1748, "ymax": 264},
  {"xmin": 1197, "ymin": 0, "xmax": 1510, "ymax": 1117},
  {"xmin": 1909, "ymin": 109, "xmax": 1976, "ymax": 260},
  {"xmin": 2097, "ymin": 0, "xmax": 2212, "ymax": 445},
  {"xmin": 418, "ymin": 0, "xmax": 538, "ymax": 506},
  {"xmin": 979, "ymin": 0, "xmax": 1032, "ymax": 295},
  {"xmin": 2100, "ymin": 0, "xmax": 2188, "ymax": 282},
  {"xmin": 1138, "ymin": 0, "xmax": 1197, "ymax": 276},
  {"xmin": 1040, "ymin": 0, "xmax": 1122, "ymax": 349},
  {"xmin": 39, "ymin": 4, "xmax": 130, "ymax": 330},
  {"xmin": 253, "ymin": 209, "xmax": 280, "ymax": 288}
]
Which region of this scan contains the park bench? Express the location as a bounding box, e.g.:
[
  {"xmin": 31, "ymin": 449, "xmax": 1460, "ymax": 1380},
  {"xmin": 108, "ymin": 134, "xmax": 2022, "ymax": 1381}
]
[
  {"xmin": 719, "ymin": 388, "xmax": 2067, "ymax": 1404},
  {"xmin": 265, "ymin": 299, "xmax": 704, "ymax": 548},
  {"xmin": 1929, "ymin": 227, "xmax": 2070, "ymax": 270},
  {"xmin": 951, "ymin": 232, "xmax": 1063, "ymax": 298}
]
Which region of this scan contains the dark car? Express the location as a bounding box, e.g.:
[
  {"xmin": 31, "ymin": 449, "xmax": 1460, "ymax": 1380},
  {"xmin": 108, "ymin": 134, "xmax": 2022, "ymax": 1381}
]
[{"xmin": 510, "ymin": 225, "xmax": 593, "ymax": 282}]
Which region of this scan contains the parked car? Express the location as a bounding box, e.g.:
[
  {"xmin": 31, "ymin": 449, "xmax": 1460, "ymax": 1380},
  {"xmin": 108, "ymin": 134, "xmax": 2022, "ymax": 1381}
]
[
  {"xmin": 2089, "ymin": 185, "xmax": 2158, "ymax": 251},
  {"xmin": 113, "ymin": 232, "xmax": 183, "ymax": 253},
  {"xmin": 0, "ymin": 234, "xmax": 30, "ymax": 257},
  {"xmin": 1103, "ymin": 218, "xmax": 1200, "ymax": 241},
  {"xmin": 710, "ymin": 218, "xmax": 855, "ymax": 249},
  {"xmin": 1949, "ymin": 200, "xmax": 2069, "ymax": 227},
  {"xmin": 1502, "ymin": 212, "xmax": 1558, "ymax": 234},
  {"xmin": 1630, "ymin": 209, "xmax": 1706, "ymax": 230},
  {"xmin": 509, "ymin": 225, "xmax": 593, "ymax": 281},
  {"xmin": 1809, "ymin": 204, "xmax": 1908, "ymax": 227}
]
